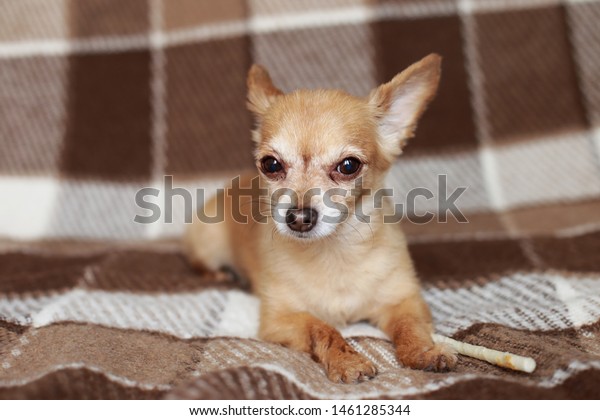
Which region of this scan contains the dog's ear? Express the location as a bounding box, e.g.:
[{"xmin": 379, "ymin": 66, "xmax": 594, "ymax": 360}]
[
  {"xmin": 368, "ymin": 53, "xmax": 441, "ymax": 156},
  {"xmin": 247, "ymin": 64, "xmax": 283, "ymax": 117}
]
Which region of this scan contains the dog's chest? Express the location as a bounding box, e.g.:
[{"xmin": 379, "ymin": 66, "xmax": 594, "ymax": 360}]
[
  {"xmin": 305, "ymin": 280, "xmax": 373, "ymax": 327},
  {"xmin": 285, "ymin": 249, "xmax": 397, "ymax": 326}
]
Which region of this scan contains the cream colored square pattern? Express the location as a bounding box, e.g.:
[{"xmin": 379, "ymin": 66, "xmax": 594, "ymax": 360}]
[
  {"xmin": 386, "ymin": 150, "xmax": 491, "ymax": 214},
  {"xmin": 45, "ymin": 181, "xmax": 149, "ymax": 240},
  {"xmin": 0, "ymin": 176, "xmax": 59, "ymax": 240},
  {"xmin": 495, "ymin": 132, "xmax": 600, "ymax": 209}
]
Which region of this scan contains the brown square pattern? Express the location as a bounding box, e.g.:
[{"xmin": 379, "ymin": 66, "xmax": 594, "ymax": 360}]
[
  {"xmin": 410, "ymin": 238, "xmax": 533, "ymax": 282},
  {"xmin": 90, "ymin": 251, "xmax": 221, "ymax": 292},
  {"xmin": 165, "ymin": 37, "xmax": 253, "ymax": 176},
  {"xmin": 60, "ymin": 51, "xmax": 153, "ymax": 180},
  {"xmin": 164, "ymin": 0, "xmax": 247, "ymax": 30},
  {"xmin": 0, "ymin": 252, "xmax": 99, "ymax": 294},
  {"xmin": 508, "ymin": 199, "xmax": 600, "ymax": 237},
  {"xmin": 533, "ymin": 232, "xmax": 600, "ymax": 272},
  {"xmin": 67, "ymin": 0, "xmax": 149, "ymax": 38},
  {"xmin": 476, "ymin": 6, "xmax": 587, "ymax": 142},
  {"xmin": 252, "ymin": 23, "xmax": 376, "ymax": 96},
  {"xmin": 566, "ymin": 1, "xmax": 600, "ymax": 126},
  {"xmin": 373, "ymin": 15, "xmax": 477, "ymax": 155},
  {"xmin": 0, "ymin": 56, "xmax": 68, "ymax": 174}
]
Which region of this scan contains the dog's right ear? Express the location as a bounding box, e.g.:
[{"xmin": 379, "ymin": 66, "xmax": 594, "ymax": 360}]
[
  {"xmin": 247, "ymin": 64, "xmax": 283, "ymax": 117},
  {"xmin": 368, "ymin": 54, "xmax": 441, "ymax": 157}
]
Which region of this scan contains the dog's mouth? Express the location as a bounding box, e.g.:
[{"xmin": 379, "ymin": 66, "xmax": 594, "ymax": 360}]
[
  {"xmin": 286, "ymin": 230, "xmax": 314, "ymax": 240},
  {"xmin": 278, "ymin": 218, "xmax": 341, "ymax": 242}
]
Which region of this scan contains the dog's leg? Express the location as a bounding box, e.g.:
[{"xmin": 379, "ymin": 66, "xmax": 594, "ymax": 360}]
[
  {"xmin": 184, "ymin": 191, "xmax": 234, "ymax": 281},
  {"xmin": 375, "ymin": 294, "xmax": 457, "ymax": 372},
  {"xmin": 260, "ymin": 311, "xmax": 377, "ymax": 383}
]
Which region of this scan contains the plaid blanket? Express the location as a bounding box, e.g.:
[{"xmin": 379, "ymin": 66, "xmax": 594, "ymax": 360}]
[{"xmin": 1, "ymin": 0, "xmax": 600, "ymax": 399}]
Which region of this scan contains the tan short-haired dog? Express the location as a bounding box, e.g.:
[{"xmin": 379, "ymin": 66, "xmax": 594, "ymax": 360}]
[{"xmin": 185, "ymin": 54, "xmax": 457, "ymax": 383}]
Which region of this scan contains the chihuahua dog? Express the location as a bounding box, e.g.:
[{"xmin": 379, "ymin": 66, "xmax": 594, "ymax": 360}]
[{"xmin": 184, "ymin": 54, "xmax": 457, "ymax": 383}]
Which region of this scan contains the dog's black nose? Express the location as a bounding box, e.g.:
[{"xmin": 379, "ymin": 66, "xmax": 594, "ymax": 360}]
[{"xmin": 286, "ymin": 208, "xmax": 318, "ymax": 233}]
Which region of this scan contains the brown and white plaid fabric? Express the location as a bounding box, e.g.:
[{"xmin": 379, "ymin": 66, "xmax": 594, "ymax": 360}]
[{"xmin": 1, "ymin": 0, "xmax": 600, "ymax": 399}]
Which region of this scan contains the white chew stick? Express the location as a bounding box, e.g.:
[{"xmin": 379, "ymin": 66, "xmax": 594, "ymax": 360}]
[{"xmin": 432, "ymin": 334, "xmax": 537, "ymax": 373}]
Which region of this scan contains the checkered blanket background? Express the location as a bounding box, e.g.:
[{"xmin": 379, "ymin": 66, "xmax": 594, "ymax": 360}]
[{"xmin": 1, "ymin": 0, "xmax": 600, "ymax": 399}]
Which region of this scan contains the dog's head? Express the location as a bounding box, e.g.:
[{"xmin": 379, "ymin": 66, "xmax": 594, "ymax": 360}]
[{"xmin": 247, "ymin": 54, "xmax": 441, "ymax": 240}]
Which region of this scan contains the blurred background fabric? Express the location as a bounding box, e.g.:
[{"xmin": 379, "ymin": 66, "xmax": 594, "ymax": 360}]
[{"xmin": 1, "ymin": 0, "xmax": 600, "ymax": 399}]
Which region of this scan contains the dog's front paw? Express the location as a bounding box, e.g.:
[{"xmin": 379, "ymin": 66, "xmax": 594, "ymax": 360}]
[
  {"xmin": 326, "ymin": 352, "xmax": 378, "ymax": 383},
  {"xmin": 397, "ymin": 343, "xmax": 457, "ymax": 372}
]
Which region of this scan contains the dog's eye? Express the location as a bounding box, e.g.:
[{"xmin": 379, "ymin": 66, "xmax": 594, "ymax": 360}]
[
  {"xmin": 336, "ymin": 157, "xmax": 361, "ymax": 175},
  {"xmin": 261, "ymin": 156, "xmax": 283, "ymax": 174}
]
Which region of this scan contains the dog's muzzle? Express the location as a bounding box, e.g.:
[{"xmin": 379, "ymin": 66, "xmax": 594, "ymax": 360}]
[{"xmin": 285, "ymin": 207, "xmax": 318, "ymax": 233}]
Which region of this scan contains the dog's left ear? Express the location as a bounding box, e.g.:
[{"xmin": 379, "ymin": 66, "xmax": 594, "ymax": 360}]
[
  {"xmin": 247, "ymin": 64, "xmax": 283, "ymax": 117},
  {"xmin": 368, "ymin": 53, "xmax": 441, "ymax": 156}
]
